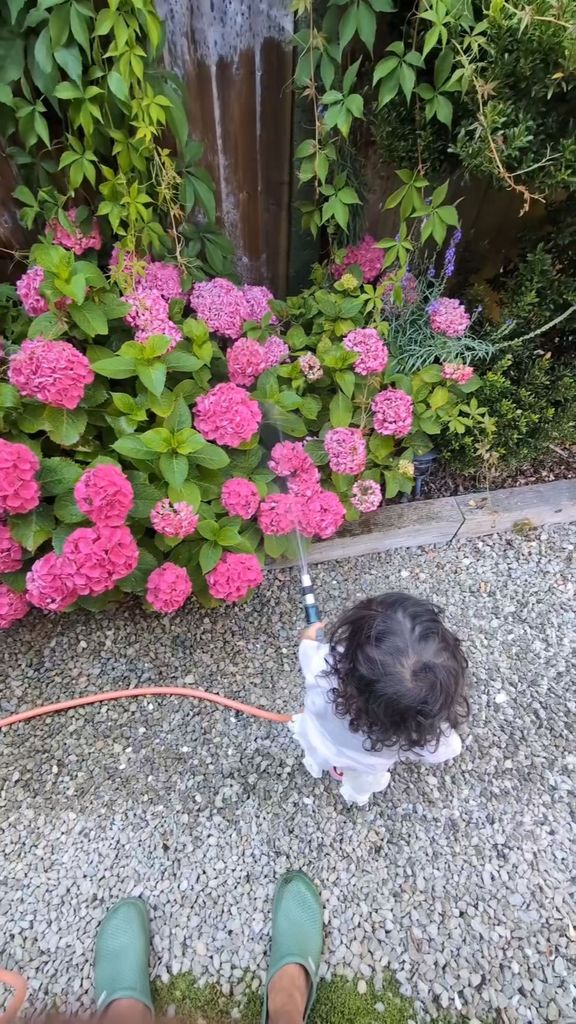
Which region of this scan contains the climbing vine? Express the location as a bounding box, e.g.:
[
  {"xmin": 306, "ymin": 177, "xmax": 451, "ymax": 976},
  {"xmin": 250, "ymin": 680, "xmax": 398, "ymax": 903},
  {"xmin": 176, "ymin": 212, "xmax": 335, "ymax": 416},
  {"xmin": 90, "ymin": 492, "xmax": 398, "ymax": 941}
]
[
  {"xmin": 292, "ymin": 0, "xmax": 575, "ymax": 242},
  {"xmin": 0, "ymin": 0, "xmax": 233, "ymax": 277}
]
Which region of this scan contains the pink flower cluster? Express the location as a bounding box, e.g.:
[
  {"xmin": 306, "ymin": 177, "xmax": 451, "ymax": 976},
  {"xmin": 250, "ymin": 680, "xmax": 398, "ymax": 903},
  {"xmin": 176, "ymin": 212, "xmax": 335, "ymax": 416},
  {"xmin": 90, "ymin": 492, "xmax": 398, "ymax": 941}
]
[
  {"xmin": 62, "ymin": 525, "xmax": 139, "ymax": 596},
  {"xmin": 351, "ymin": 479, "xmax": 382, "ymax": 513},
  {"xmin": 296, "ymin": 489, "xmax": 345, "ymax": 540},
  {"xmin": 227, "ymin": 336, "xmax": 289, "ymax": 387},
  {"xmin": 220, "ymin": 478, "xmax": 260, "ymax": 519},
  {"xmin": 428, "ymin": 298, "xmax": 471, "ymax": 338},
  {"xmin": 9, "ymin": 339, "xmax": 94, "ymax": 410},
  {"xmin": 298, "ymin": 353, "xmax": 323, "ymax": 381},
  {"xmin": 257, "ymin": 493, "xmax": 296, "ymax": 535},
  {"xmin": 48, "ymin": 208, "xmax": 102, "ymax": 255},
  {"xmin": 206, "ymin": 552, "xmax": 264, "ymax": 603},
  {"xmin": 0, "ymin": 438, "xmax": 40, "ymax": 516},
  {"xmin": 262, "ymin": 336, "xmax": 289, "ymax": 369},
  {"xmin": 16, "ymin": 266, "xmax": 48, "ymax": 317},
  {"xmin": 141, "ymin": 262, "xmax": 184, "ymax": 301},
  {"xmin": 189, "ymin": 279, "xmax": 277, "ymax": 339},
  {"xmin": 26, "ymin": 552, "xmax": 78, "ymax": 612},
  {"xmin": 0, "ymin": 584, "xmax": 29, "ymax": 630},
  {"xmin": 332, "ymin": 235, "xmax": 384, "ymax": 283},
  {"xmin": 343, "ymin": 328, "xmax": 389, "ymax": 376},
  {"xmin": 268, "ymin": 440, "xmax": 311, "ymax": 478},
  {"xmin": 324, "ymin": 428, "xmax": 366, "ymax": 475},
  {"xmin": 0, "ymin": 525, "xmax": 23, "ymax": 573},
  {"xmin": 150, "ymin": 499, "xmax": 199, "ymax": 538},
  {"xmin": 194, "ymin": 383, "xmax": 262, "ymax": 448},
  {"xmin": 146, "ymin": 562, "xmax": 192, "ymax": 613},
  {"xmin": 74, "ymin": 465, "xmax": 134, "ymax": 526},
  {"xmin": 109, "ymin": 247, "xmax": 150, "ymax": 279},
  {"xmin": 125, "ymin": 288, "xmax": 183, "ymax": 351},
  {"xmin": 242, "ymin": 285, "xmax": 277, "ymax": 325},
  {"xmin": 442, "ymin": 363, "xmax": 474, "ymax": 384},
  {"xmin": 372, "ymin": 389, "xmax": 414, "ymax": 438}
]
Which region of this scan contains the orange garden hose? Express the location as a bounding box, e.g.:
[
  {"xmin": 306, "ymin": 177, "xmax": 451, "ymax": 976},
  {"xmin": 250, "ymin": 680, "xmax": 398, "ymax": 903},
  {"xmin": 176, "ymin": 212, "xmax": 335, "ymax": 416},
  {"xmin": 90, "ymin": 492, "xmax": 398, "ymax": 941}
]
[{"xmin": 0, "ymin": 687, "xmax": 294, "ymax": 1020}]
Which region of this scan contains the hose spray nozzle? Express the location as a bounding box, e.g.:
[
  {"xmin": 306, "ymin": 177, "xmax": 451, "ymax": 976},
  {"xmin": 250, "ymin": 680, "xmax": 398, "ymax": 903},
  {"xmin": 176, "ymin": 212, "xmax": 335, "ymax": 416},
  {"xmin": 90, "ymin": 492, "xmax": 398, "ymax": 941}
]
[{"xmin": 301, "ymin": 571, "xmax": 325, "ymax": 641}]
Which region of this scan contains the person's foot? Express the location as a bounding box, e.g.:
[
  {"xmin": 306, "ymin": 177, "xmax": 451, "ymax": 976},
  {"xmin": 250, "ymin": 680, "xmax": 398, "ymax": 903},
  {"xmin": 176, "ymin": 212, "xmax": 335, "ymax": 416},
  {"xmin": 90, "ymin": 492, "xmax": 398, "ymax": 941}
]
[
  {"xmin": 94, "ymin": 899, "xmax": 154, "ymax": 1016},
  {"xmin": 267, "ymin": 963, "xmax": 310, "ymax": 1024}
]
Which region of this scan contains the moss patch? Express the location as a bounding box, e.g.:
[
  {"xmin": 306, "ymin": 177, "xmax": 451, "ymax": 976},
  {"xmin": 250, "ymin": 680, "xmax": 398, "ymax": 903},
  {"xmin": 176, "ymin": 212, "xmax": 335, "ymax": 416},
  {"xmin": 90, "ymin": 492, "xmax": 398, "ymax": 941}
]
[{"xmin": 153, "ymin": 972, "xmax": 415, "ymax": 1024}]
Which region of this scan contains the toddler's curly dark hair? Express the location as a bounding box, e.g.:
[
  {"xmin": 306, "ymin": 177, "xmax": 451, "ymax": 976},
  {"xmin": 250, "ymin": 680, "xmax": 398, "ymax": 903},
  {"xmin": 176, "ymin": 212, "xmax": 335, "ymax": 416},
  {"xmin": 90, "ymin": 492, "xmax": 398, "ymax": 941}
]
[{"xmin": 328, "ymin": 592, "xmax": 469, "ymax": 753}]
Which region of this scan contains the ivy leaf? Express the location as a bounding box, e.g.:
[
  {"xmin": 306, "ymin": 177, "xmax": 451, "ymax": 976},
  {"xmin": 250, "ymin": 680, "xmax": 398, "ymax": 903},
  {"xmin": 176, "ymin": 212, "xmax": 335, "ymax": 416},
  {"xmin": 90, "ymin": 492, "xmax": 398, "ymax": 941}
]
[
  {"xmin": 107, "ymin": 70, "xmax": 129, "ymax": 102},
  {"xmin": 39, "ymin": 457, "xmax": 83, "ymax": 496},
  {"xmin": 159, "ymin": 452, "xmax": 188, "ymax": 487},
  {"xmin": 339, "ymin": 3, "xmax": 358, "ymax": 53},
  {"xmin": 34, "ymin": 25, "xmax": 53, "ymax": 74},
  {"xmin": 9, "ymin": 504, "xmax": 55, "ymax": 552},
  {"xmin": 7, "ymin": 0, "xmax": 27, "ymax": 23},
  {"xmin": 45, "ymin": 406, "xmax": 87, "ymax": 445},
  {"xmin": 199, "ymin": 541, "xmax": 222, "ymax": 574},
  {"xmin": 70, "ymin": 5, "xmax": 90, "ymax": 57},
  {"xmin": 356, "ymin": 0, "xmax": 376, "ymax": 53},
  {"xmin": 329, "ymin": 392, "xmax": 353, "ymax": 427},
  {"xmin": 54, "ymin": 43, "xmax": 82, "ymax": 84}
]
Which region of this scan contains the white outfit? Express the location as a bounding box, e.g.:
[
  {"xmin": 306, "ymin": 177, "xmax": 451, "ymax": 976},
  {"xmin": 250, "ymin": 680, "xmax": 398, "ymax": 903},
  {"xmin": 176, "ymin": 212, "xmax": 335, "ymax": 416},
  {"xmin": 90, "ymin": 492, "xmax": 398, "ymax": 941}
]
[{"xmin": 290, "ymin": 639, "xmax": 462, "ymax": 806}]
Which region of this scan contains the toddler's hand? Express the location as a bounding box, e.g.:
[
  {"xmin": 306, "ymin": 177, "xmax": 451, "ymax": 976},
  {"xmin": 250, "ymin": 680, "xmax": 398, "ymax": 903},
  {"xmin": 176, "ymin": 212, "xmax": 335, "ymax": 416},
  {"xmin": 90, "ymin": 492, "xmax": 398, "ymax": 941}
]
[{"xmin": 301, "ymin": 621, "xmax": 326, "ymax": 642}]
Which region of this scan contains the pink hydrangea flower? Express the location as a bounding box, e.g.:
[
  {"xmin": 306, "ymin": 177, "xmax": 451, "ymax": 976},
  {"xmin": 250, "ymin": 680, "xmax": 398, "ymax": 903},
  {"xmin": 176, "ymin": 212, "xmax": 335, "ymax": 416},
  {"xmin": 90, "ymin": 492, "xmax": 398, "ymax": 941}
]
[
  {"xmin": 257, "ymin": 493, "xmax": 297, "ymax": 535},
  {"xmin": 16, "ymin": 266, "xmax": 48, "ymax": 317},
  {"xmin": 146, "ymin": 562, "xmax": 192, "ymax": 613},
  {"xmin": 142, "ymin": 262, "xmax": 184, "ymax": 301},
  {"xmin": 9, "ymin": 338, "xmax": 94, "ymax": 409},
  {"xmin": 371, "ymin": 389, "xmax": 414, "ymax": 438},
  {"xmin": 74, "ymin": 465, "xmax": 134, "ymax": 526},
  {"xmin": 189, "ymin": 278, "xmax": 248, "ymax": 339},
  {"xmin": 324, "ymin": 428, "xmax": 367, "ymax": 475},
  {"xmin": 0, "ymin": 525, "xmax": 23, "ymax": 573},
  {"xmin": 63, "ymin": 525, "xmax": 139, "ymax": 596},
  {"xmin": 262, "ymin": 335, "xmax": 289, "ymax": 369},
  {"xmin": 227, "ymin": 337, "xmax": 267, "ymax": 386},
  {"xmin": 380, "ymin": 270, "xmax": 419, "ymax": 307},
  {"xmin": 343, "ymin": 327, "xmax": 388, "ymax": 376},
  {"xmin": 268, "ymin": 440, "xmax": 313, "ymax": 478},
  {"xmin": 220, "ymin": 478, "xmax": 260, "ymax": 519},
  {"xmin": 298, "ymin": 353, "xmax": 323, "ymax": 381},
  {"xmin": 206, "ymin": 552, "xmax": 264, "ymax": 603},
  {"xmin": 428, "ymin": 298, "xmax": 471, "ymax": 338},
  {"xmin": 124, "ymin": 287, "xmax": 182, "ymax": 351},
  {"xmin": 26, "ymin": 552, "xmax": 78, "ymax": 612},
  {"xmin": 332, "ymin": 235, "xmax": 383, "ymax": 283},
  {"xmin": 194, "ymin": 382, "xmax": 262, "ymax": 448},
  {"xmin": 48, "ymin": 208, "xmax": 102, "ymax": 255},
  {"xmin": 241, "ymin": 285, "xmax": 278, "ymax": 324},
  {"xmin": 287, "ymin": 464, "xmax": 321, "ymax": 499},
  {"xmin": 0, "ymin": 438, "xmax": 40, "ymax": 517},
  {"xmin": 0, "ymin": 584, "xmax": 29, "ymax": 629},
  {"xmin": 296, "ymin": 489, "xmax": 346, "ymax": 540},
  {"xmin": 442, "ymin": 363, "xmax": 475, "ymax": 384},
  {"xmin": 150, "ymin": 499, "xmax": 199, "ymax": 538},
  {"xmin": 351, "ymin": 479, "xmax": 382, "ymax": 513}
]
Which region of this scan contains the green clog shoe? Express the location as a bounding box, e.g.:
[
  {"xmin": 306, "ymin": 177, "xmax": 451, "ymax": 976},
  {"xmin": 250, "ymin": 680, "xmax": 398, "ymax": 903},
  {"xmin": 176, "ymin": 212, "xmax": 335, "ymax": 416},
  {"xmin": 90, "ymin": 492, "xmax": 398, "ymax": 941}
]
[
  {"xmin": 94, "ymin": 898, "xmax": 154, "ymax": 1015},
  {"xmin": 261, "ymin": 871, "xmax": 323, "ymax": 1024}
]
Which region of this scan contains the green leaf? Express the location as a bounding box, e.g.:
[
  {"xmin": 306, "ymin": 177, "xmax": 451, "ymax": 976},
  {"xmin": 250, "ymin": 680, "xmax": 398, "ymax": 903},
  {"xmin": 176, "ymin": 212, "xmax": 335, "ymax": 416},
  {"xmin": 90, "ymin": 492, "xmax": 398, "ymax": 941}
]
[
  {"xmin": 54, "ymin": 43, "xmax": 82, "ymax": 84},
  {"xmin": 305, "ymin": 439, "xmax": 330, "ymax": 466},
  {"xmin": 197, "ymin": 519, "xmax": 219, "ymax": 541},
  {"xmin": 126, "ymin": 472, "xmax": 163, "ymax": 519},
  {"xmin": 263, "ymin": 534, "xmax": 288, "ymax": 559},
  {"xmin": 261, "ymin": 401, "xmax": 307, "ymax": 438},
  {"xmin": 418, "ymin": 365, "xmax": 442, "ymax": 383},
  {"xmin": 7, "ymin": 0, "xmax": 26, "ymax": 23},
  {"xmin": 53, "ymin": 491, "xmax": 86, "ymax": 523},
  {"xmin": 17, "ymin": 404, "xmax": 46, "ymax": 434},
  {"xmin": 9, "ymin": 504, "xmax": 55, "ymax": 552},
  {"xmin": 159, "ymin": 452, "xmax": 188, "ymax": 487},
  {"xmin": 199, "ymin": 541, "xmax": 222, "ymax": 574},
  {"xmin": 93, "ymin": 357, "xmax": 137, "ymax": 379},
  {"xmin": 137, "ymin": 362, "xmax": 167, "ymax": 396},
  {"xmin": 339, "ymin": 3, "xmax": 357, "ymax": 52},
  {"xmin": 429, "ymin": 385, "xmax": 450, "ymax": 410},
  {"xmin": 28, "ymin": 312, "xmax": 62, "ymax": 340},
  {"xmin": 165, "ymin": 350, "xmax": 203, "ymax": 373},
  {"xmin": 173, "ymin": 428, "xmax": 205, "ymax": 455},
  {"xmin": 141, "ymin": 334, "xmax": 172, "ymax": 359},
  {"xmin": 329, "ymin": 391, "xmax": 353, "ymax": 427},
  {"xmin": 164, "ymin": 397, "xmax": 192, "ymax": 432},
  {"xmin": 107, "ymin": 69, "xmax": 129, "ymax": 102},
  {"xmin": 34, "ymin": 25, "xmax": 53, "ymax": 73},
  {"xmin": 70, "ymin": 5, "xmax": 90, "ymax": 56},
  {"xmin": 45, "ymin": 406, "xmax": 87, "ymax": 445},
  {"xmin": 217, "ymin": 526, "xmax": 244, "ymax": 549},
  {"xmin": 118, "ymin": 548, "xmax": 159, "ymax": 593},
  {"xmin": 368, "ymin": 433, "xmax": 395, "ymax": 463},
  {"xmin": 168, "ymin": 481, "xmax": 201, "ymax": 509},
  {"xmin": 0, "ymin": 382, "xmax": 20, "ymax": 408},
  {"xmin": 112, "ymin": 434, "xmax": 154, "ymax": 461},
  {"xmin": 74, "ymin": 260, "xmax": 107, "ymax": 289},
  {"xmin": 335, "ymin": 370, "xmax": 356, "ymax": 399},
  {"xmin": 70, "ymin": 301, "xmax": 108, "ymax": 336},
  {"xmin": 192, "ymin": 443, "xmax": 230, "ymax": 469},
  {"xmin": 356, "ymin": 0, "xmax": 376, "ymax": 53},
  {"xmin": 140, "ymin": 427, "xmax": 172, "ymax": 452},
  {"xmin": 39, "ymin": 457, "xmax": 83, "ymax": 496},
  {"xmin": 52, "ymin": 523, "xmax": 77, "ymax": 554}
]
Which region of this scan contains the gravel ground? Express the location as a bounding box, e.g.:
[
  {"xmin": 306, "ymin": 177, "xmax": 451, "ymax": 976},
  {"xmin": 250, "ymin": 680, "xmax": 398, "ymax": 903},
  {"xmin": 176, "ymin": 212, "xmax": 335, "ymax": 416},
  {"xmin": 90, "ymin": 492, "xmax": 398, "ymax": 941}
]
[{"xmin": 1, "ymin": 525, "xmax": 575, "ymax": 1024}]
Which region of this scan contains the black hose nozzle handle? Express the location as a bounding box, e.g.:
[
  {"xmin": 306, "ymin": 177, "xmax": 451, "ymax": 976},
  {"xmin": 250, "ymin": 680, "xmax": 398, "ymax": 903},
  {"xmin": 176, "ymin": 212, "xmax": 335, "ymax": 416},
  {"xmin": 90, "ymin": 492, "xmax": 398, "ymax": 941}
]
[{"xmin": 301, "ymin": 572, "xmax": 325, "ymax": 642}]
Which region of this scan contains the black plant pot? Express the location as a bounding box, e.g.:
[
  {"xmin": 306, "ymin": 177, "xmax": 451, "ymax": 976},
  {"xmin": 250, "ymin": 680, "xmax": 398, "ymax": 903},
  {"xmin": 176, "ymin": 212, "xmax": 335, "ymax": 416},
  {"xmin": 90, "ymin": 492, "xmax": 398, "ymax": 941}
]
[{"xmin": 412, "ymin": 450, "xmax": 438, "ymax": 498}]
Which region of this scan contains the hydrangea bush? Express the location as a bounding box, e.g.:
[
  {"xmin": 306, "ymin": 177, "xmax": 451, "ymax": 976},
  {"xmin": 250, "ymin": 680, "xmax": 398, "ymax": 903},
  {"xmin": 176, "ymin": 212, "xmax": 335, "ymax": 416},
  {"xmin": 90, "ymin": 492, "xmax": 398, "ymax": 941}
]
[{"xmin": 0, "ymin": 219, "xmax": 489, "ymax": 628}]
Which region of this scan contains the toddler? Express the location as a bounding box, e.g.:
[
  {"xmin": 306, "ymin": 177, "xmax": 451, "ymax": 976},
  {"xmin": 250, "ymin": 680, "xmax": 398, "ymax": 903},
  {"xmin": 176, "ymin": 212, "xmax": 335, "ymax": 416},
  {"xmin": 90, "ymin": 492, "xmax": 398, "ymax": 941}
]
[{"xmin": 290, "ymin": 592, "xmax": 469, "ymax": 805}]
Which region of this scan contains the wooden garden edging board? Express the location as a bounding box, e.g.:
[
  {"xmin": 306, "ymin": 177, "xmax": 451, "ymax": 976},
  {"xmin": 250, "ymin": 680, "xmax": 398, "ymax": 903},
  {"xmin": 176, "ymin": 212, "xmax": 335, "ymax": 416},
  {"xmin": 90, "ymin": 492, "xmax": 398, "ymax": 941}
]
[{"xmin": 278, "ymin": 478, "xmax": 576, "ymax": 567}]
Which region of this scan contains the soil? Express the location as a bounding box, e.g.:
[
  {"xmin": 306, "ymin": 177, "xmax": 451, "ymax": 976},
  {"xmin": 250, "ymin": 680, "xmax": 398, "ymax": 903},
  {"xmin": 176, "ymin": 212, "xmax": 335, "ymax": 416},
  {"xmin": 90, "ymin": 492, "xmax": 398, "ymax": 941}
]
[{"xmin": 420, "ymin": 444, "xmax": 576, "ymax": 500}]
